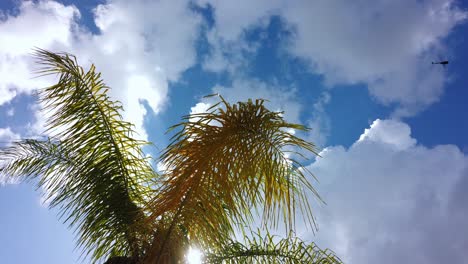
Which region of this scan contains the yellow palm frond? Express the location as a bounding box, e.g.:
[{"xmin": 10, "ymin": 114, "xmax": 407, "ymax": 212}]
[{"xmin": 146, "ymin": 96, "xmax": 322, "ymax": 262}]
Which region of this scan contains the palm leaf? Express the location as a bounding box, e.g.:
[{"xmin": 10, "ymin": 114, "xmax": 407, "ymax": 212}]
[
  {"xmin": 0, "ymin": 49, "xmax": 156, "ymax": 262},
  {"xmin": 204, "ymin": 231, "xmax": 343, "ymax": 264}
]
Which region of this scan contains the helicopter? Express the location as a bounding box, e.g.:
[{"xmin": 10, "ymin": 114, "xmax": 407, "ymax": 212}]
[{"xmin": 432, "ymin": 60, "xmax": 449, "ymax": 67}]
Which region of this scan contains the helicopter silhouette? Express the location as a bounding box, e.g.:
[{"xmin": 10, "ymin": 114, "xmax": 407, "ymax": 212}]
[{"xmin": 432, "ymin": 60, "xmax": 449, "ymax": 67}]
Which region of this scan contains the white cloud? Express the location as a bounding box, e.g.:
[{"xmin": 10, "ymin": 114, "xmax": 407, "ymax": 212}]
[
  {"xmin": 190, "ymin": 102, "xmax": 211, "ymax": 115},
  {"xmin": 0, "ymin": 0, "xmax": 203, "ymax": 140},
  {"xmin": 201, "ymin": 28, "xmax": 260, "ymax": 74},
  {"xmin": 0, "ymin": 1, "xmax": 78, "ymax": 105},
  {"xmin": 189, "ymin": 102, "xmax": 212, "ymax": 122},
  {"xmin": 303, "ymin": 119, "xmax": 468, "ymax": 263},
  {"xmin": 92, "ymin": 0, "xmax": 201, "ymax": 82},
  {"xmin": 358, "ymin": 119, "xmax": 416, "ymax": 151},
  {"xmin": 197, "ymin": 0, "xmax": 282, "ymax": 41},
  {"xmin": 186, "ymin": 102, "xmax": 215, "ymax": 136}
]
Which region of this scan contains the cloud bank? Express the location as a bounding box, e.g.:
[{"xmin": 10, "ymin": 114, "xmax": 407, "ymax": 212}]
[{"xmin": 307, "ymin": 119, "xmax": 468, "ymax": 263}]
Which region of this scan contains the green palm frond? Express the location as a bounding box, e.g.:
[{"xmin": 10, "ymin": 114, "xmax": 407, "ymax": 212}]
[
  {"xmin": 0, "ymin": 49, "xmax": 156, "ymax": 262},
  {"xmin": 146, "ymin": 97, "xmax": 321, "ymax": 262},
  {"xmin": 204, "ymin": 231, "xmax": 343, "ymax": 264},
  {"xmin": 0, "ymin": 139, "xmax": 75, "ymax": 185}
]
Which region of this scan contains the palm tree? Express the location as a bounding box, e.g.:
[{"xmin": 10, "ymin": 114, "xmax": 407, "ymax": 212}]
[{"xmin": 0, "ymin": 49, "xmax": 342, "ymax": 264}]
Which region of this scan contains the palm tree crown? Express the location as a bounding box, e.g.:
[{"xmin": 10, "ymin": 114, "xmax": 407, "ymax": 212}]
[{"xmin": 0, "ymin": 49, "xmax": 342, "ymax": 264}]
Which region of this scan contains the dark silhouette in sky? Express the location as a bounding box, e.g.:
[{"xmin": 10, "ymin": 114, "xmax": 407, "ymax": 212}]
[{"xmin": 432, "ymin": 60, "xmax": 449, "ymax": 67}]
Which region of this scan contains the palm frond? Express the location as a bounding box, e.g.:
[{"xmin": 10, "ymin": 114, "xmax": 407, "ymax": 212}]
[
  {"xmin": 204, "ymin": 231, "xmax": 343, "ymax": 264},
  {"xmin": 146, "ymin": 97, "xmax": 321, "ymax": 262},
  {"xmin": 0, "ymin": 139, "xmax": 75, "ymax": 185},
  {"xmin": 0, "ymin": 49, "xmax": 156, "ymax": 262}
]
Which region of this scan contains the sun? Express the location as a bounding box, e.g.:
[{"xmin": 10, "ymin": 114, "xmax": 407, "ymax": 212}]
[{"xmin": 186, "ymin": 247, "xmax": 202, "ymax": 264}]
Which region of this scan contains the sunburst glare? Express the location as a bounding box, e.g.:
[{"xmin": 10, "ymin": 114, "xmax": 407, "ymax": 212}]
[{"xmin": 186, "ymin": 247, "xmax": 202, "ymax": 264}]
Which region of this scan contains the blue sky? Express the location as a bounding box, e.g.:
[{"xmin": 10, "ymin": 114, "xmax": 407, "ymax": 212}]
[{"xmin": 1, "ymin": 0, "xmax": 468, "ymax": 263}]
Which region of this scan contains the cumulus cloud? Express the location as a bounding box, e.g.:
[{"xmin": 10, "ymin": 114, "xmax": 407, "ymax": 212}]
[
  {"xmin": 0, "ymin": 0, "xmax": 203, "ymax": 140},
  {"xmin": 190, "ymin": 102, "xmax": 211, "ymax": 114},
  {"xmin": 358, "ymin": 119, "xmax": 417, "ymax": 150},
  {"xmin": 0, "ymin": 1, "xmax": 79, "ymax": 105},
  {"xmin": 189, "ymin": 102, "xmax": 211, "ymax": 121},
  {"xmin": 303, "ymin": 119, "xmax": 468, "ymax": 264}
]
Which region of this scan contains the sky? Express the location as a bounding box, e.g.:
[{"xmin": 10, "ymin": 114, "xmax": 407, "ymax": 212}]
[{"xmin": 0, "ymin": 0, "xmax": 468, "ymax": 263}]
